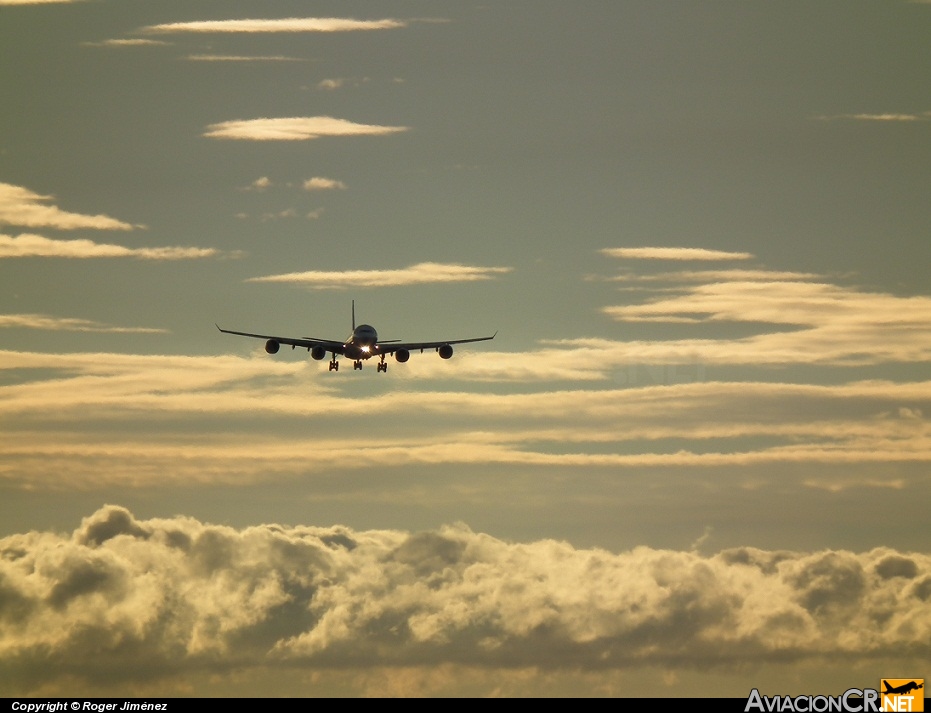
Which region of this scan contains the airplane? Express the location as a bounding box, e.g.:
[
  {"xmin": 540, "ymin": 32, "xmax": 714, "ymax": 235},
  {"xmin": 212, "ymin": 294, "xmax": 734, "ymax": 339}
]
[
  {"xmin": 882, "ymin": 681, "xmax": 923, "ymax": 696},
  {"xmin": 217, "ymin": 301, "xmax": 495, "ymax": 373}
]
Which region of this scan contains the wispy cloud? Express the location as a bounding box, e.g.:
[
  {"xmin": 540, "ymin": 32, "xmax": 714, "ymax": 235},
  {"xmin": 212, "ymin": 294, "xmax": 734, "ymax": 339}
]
[
  {"xmin": 1, "ymin": 345, "xmax": 929, "ymax": 488},
  {"xmin": 601, "ymin": 247, "xmax": 754, "ymax": 261},
  {"xmin": 186, "ymin": 54, "xmax": 305, "ymax": 62},
  {"xmin": 0, "ymin": 0, "xmax": 79, "ymax": 4},
  {"xmin": 0, "ymin": 183, "xmax": 136, "ymax": 231},
  {"xmin": 144, "ymin": 18, "xmax": 406, "ymax": 34},
  {"xmin": 204, "ymin": 116, "xmax": 409, "ymax": 141},
  {"xmin": 0, "ymin": 233, "xmax": 217, "ymax": 260},
  {"xmin": 814, "ymin": 112, "xmax": 931, "ymax": 122},
  {"xmin": 303, "ymin": 177, "xmax": 347, "ymax": 191},
  {"xmin": 246, "ymin": 262, "xmax": 512, "ymax": 288},
  {"xmin": 602, "ymin": 268, "xmax": 822, "ymax": 283},
  {"xmin": 600, "ymin": 279, "xmax": 931, "ymax": 365},
  {"xmin": 3, "ymin": 505, "xmax": 929, "ymax": 694},
  {"xmin": 82, "ymin": 39, "xmax": 170, "ymax": 48},
  {"xmin": 0, "ymin": 314, "xmax": 166, "ymax": 333}
]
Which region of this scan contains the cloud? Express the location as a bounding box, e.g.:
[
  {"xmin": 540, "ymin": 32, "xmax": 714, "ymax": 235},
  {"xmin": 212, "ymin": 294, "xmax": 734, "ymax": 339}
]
[
  {"xmin": 318, "ymin": 78, "xmax": 346, "ymax": 91},
  {"xmin": 247, "ymin": 262, "xmax": 512, "ymax": 288},
  {"xmin": 303, "ymin": 177, "xmax": 347, "ymax": 192},
  {"xmin": 0, "ymin": 234, "xmax": 217, "ymax": 260},
  {"xmin": 0, "ymin": 183, "xmax": 136, "ymax": 231},
  {"xmin": 814, "ymin": 113, "xmax": 930, "ymax": 122},
  {"xmin": 1, "ymin": 343, "xmax": 930, "ymax": 488},
  {"xmin": 82, "ymin": 39, "xmax": 170, "ymax": 48},
  {"xmin": 2, "ymin": 505, "xmax": 929, "ymax": 694},
  {"xmin": 599, "ymin": 279, "xmax": 931, "ymax": 365},
  {"xmin": 601, "ymin": 247, "xmax": 754, "ymax": 261},
  {"xmin": 186, "ymin": 55, "xmax": 305, "ymax": 62},
  {"xmin": 0, "ymin": 314, "xmax": 166, "ymax": 333},
  {"xmin": 245, "ymin": 177, "xmax": 272, "ymax": 192},
  {"xmin": 316, "ymin": 77, "xmax": 371, "ymax": 91},
  {"xmin": 144, "ymin": 18, "xmax": 406, "ymax": 34},
  {"xmin": 0, "ymin": 0, "xmax": 79, "ymax": 4},
  {"xmin": 601, "ymin": 268, "xmax": 822, "ymax": 283},
  {"xmin": 203, "ymin": 116, "xmax": 409, "ymax": 141}
]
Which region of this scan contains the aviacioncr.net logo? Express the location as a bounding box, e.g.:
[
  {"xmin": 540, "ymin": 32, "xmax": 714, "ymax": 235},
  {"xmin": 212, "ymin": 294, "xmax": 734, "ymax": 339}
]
[
  {"xmin": 879, "ymin": 680, "xmax": 924, "ymax": 713},
  {"xmin": 745, "ymin": 682, "xmax": 924, "ymax": 713}
]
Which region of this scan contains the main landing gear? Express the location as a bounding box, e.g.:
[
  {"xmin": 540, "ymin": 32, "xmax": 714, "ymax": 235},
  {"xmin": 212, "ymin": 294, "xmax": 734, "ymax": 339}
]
[{"xmin": 327, "ymin": 355, "xmax": 389, "ymax": 373}]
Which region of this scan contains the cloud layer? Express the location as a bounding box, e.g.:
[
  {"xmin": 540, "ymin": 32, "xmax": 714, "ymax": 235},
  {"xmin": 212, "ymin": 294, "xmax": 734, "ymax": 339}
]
[
  {"xmin": 2, "ymin": 505, "xmax": 928, "ymax": 694},
  {"xmin": 204, "ymin": 116, "xmax": 409, "ymax": 141},
  {"xmin": 247, "ymin": 262, "xmax": 513, "ymax": 288},
  {"xmin": 1, "ymin": 346, "xmax": 929, "ymax": 490}
]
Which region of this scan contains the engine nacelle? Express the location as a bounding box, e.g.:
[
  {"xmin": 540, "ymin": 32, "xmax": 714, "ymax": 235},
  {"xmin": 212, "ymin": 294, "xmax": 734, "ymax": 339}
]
[
  {"xmin": 310, "ymin": 346, "xmax": 327, "ymax": 361},
  {"xmin": 395, "ymin": 348, "xmax": 410, "ymax": 363},
  {"xmin": 265, "ymin": 339, "xmax": 280, "ymax": 354},
  {"xmin": 438, "ymin": 344, "xmax": 454, "ymax": 360}
]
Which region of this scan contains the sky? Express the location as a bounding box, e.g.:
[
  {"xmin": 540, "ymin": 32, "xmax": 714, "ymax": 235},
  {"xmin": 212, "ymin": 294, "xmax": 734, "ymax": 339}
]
[{"xmin": 1, "ymin": 0, "xmax": 930, "ymax": 698}]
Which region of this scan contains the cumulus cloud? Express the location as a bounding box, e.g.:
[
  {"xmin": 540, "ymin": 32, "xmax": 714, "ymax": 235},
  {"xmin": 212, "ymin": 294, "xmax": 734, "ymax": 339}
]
[
  {"xmin": 203, "ymin": 116, "xmax": 409, "ymax": 141},
  {"xmin": 143, "ymin": 18, "xmax": 406, "ymax": 34},
  {"xmin": 245, "ymin": 177, "xmax": 272, "ymax": 192},
  {"xmin": 601, "ymin": 247, "xmax": 754, "ymax": 261},
  {"xmin": 0, "ymin": 233, "xmax": 217, "ymax": 260},
  {"xmin": 0, "ymin": 183, "xmax": 136, "ymax": 231},
  {"xmin": 0, "ymin": 314, "xmax": 166, "ymax": 333},
  {"xmin": 303, "ymin": 177, "xmax": 347, "ymax": 191},
  {"xmin": 247, "ymin": 262, "xmax": 512, "ymax": 288},
  {"xmin": 1, "ymin": 505, "xmax": 929, "ymax": 693}
]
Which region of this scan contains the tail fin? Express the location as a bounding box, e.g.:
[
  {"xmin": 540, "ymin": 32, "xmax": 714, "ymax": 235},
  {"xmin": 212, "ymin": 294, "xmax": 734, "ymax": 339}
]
[{"xmin": 352, "ymin": 300, "xmax": 356, "ymax": 331}]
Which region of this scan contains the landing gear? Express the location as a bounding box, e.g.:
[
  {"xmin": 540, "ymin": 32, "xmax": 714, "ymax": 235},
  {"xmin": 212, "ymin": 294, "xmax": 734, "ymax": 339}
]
[
  {"xmin": 377, "ymin": 357, "xmax": 388, "ymax": 373},
  {"xmin": 353, "ymin": 360, "xmax": 363, "ymax": 370},
  {"xmin": 328, "ymin": 356, "xmax": 339, "ymax": 372}
]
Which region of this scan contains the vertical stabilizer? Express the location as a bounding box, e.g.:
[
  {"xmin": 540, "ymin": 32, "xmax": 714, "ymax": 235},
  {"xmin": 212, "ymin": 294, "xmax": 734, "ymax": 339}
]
[{"xmin": 352, "ymin": 300, "xmax": 356, "ymax": 331}]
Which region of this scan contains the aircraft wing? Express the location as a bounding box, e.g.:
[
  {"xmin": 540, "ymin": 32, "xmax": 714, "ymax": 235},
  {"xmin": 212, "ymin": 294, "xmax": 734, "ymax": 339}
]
[
  {"xmin": 375, "ymin": 332, "xmax": 496, "ymax": 354},
  {"xmin": 216, "ymin": 325, "xmax": 347, "ymax": 352}
]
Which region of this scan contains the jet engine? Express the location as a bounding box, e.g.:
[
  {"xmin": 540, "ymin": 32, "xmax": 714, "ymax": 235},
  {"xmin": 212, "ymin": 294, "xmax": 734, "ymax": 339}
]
[
  {"xmin": 438, "ymin": 344, "xmax": 453, "ymax": 359},
  {"xmin": 394, "ymin": 348, "xmax": 410, "ymax": 363},
  {"xmin": 311, "ymin": 346, "xmax": 327, "ymax": 360},
  {"xmin": 265, "ymin": 339, "xmax": 280, "ymax": 354}
]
